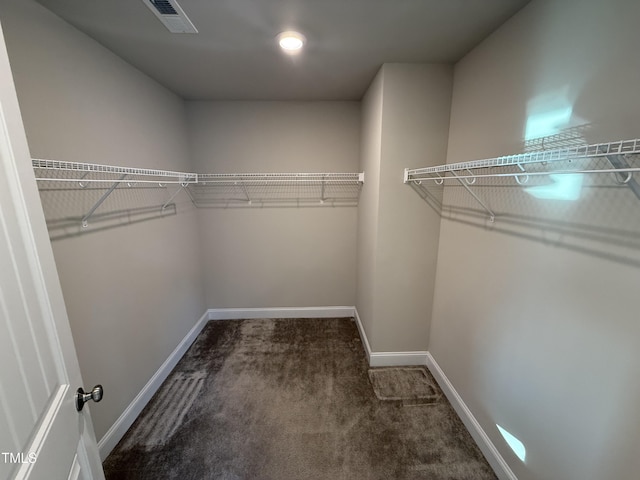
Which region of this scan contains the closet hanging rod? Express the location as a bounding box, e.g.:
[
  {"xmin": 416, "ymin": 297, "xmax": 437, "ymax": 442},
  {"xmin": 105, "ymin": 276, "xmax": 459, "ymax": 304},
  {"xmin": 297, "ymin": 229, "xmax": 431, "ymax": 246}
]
[
  {"xmin": 407, "ymin": 166, "xmax": 640, "ymax": 183},
  {"xmin": 404, "ymin": 138, "xmax": 640, "ymax": 181},
  {"xmin": 197, "ymin": 173, "xmax": 365, "ymax": 183}
]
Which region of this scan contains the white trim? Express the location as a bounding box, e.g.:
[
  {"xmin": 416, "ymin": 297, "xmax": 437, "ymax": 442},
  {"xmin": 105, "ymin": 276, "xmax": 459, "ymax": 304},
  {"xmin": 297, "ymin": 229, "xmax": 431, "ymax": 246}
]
[
  {"xmin": 352, "ymin": 308, "xmax": 372, "ymax": 362},
  {"xmin": 425, "ymin": 352, "xmax": 517, "ymax": 480},
  {"xmin": 97, "ymin": 310, "xmax": 210, "ymax": 460},
  {"xmin": 369, "ymin": 351, "xmax": 429, "ymax": 367},
  {"xmin": 207, "ymin": 306, "xmax": 355, "ymax": 320},
  {"xmin": 353, "ymin": 308, "xmax": 428, "ymax": 367}
]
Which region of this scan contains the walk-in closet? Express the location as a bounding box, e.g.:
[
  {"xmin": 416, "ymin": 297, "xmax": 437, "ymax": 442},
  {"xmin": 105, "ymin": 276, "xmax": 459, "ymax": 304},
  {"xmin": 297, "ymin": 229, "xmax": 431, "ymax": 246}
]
[{"xmin": 1, "ymin": 1, "xmax": 639, "ymax": 479}]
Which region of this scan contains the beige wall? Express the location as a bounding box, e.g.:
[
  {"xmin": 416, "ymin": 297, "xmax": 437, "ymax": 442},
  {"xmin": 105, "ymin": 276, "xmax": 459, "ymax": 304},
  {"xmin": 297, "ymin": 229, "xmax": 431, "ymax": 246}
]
[
  {"xmin": 187, "ymin": 101, "xmax": 360, "ymax": 308},
  {"xmin": 374, "ymin": 64, "xmax": 451, "ymax": 351},
  {"xmin": 357, "ymin": 64, "xmax": 452, "ymax": 352},
  {"xmin": 0, "ymin": 0, "xmax": 206, "ymax": 440},
  {"xmin": 355, "ymin": 68, "xmax": 384, "ymax": 341},
  {"xmin": 430, "ymin": 1, "xmax": 640, "ymax": 479}
]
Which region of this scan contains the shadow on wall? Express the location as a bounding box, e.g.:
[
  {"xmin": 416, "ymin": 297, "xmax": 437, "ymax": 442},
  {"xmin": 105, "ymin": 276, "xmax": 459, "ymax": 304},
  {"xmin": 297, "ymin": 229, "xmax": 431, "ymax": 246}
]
[
  {"xmin": 44, "ymin": 203, "xmax": 177, "ymax": 241},
  {"xmin": 409, "ymin": 127, "xmax": 640, "ymax": 268},
  {"xmin": 37, "ymin": 180, "xmax": 183, "ymax": 241},
  {"xmin": 36, "ymin": 169, "xmax": 364, "ymax": 239}
]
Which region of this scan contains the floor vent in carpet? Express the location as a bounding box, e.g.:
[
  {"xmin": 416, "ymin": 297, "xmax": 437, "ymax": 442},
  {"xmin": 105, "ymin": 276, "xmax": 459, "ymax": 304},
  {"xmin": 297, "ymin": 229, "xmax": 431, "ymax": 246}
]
[
  {"xmin": 368, "ymin": 367, "xmax": 440, "ymax": 405},
  {"xmin": 122, "ymin": 371, "xmax": 206, "ymax": 450}
]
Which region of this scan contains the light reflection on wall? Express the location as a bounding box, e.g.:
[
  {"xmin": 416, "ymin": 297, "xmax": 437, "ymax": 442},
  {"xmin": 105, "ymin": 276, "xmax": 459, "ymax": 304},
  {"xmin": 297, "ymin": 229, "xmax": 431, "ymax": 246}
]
[
  {"xmin": 523, "ymin": 88, "xmax": 580, "ymax": 142},
  {"xmin": 522, "ymin": 89, "xmax": 588, "ymax": 202},
  {"xmin": 525, "ymin": 107, "xmax": 573, "ymax": 140},
  {"xmin": 525, "ymin": 173, "xmax": 584, "ymax": 201},
  {"xmin": 497, "ymin": 424, "xmax": 527, "ymax": 462}
]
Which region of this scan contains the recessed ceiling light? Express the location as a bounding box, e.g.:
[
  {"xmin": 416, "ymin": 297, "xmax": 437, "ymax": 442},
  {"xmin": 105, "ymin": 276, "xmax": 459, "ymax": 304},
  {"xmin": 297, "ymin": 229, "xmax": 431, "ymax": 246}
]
[{"xmin": 277, "ymin": 31, "xmax": 306, "ymax": 53}]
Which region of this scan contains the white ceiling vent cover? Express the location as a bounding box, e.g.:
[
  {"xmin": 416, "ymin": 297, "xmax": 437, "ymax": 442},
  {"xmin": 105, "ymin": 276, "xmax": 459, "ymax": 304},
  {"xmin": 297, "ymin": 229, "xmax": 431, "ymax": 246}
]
[{"xmin": 142, "ymin": 0, "xmax": 198, "ymax": 34}]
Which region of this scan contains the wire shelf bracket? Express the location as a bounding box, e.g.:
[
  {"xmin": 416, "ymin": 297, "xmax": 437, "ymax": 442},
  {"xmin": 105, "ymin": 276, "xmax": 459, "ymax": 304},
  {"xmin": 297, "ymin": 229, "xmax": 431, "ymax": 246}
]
[
  {"xmin": 81, "ymin": 174, "xmax": 127, "ymax": 228},
  {"xmin": 161, "ymin": 181, "xmax": 190, "ymax": 211},
  {"xmin": 451, "ymin": 171, "xmax": 495, "ymax": 222},
  {"xmin": 603, "ymin": 152, "xmax": 640, "ymax": 201}
]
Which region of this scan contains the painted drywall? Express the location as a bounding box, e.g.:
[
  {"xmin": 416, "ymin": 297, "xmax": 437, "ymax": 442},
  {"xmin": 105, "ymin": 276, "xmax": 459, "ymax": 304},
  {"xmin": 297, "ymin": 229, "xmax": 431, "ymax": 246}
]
[
  {"xmin": 355, "ymin": 68, "xmax": 384, "ymax": 343},
  {"xmin": 373, "ymin": 64, "xmax": 452, "ymax": 352},
  {"xmin": 187, "ymin": 101, "xmax": 359, "ymax": 308},
  {"xmin": 429, "ymin": 1, "xmax": 640, "ymax": 479},
  {"xmin": 357, "ymin": 64, "xmax": 452, "ymax": 353},
  {"xmin": 0, "ymin": 0, "xmax": 206, "ymax": 441}
]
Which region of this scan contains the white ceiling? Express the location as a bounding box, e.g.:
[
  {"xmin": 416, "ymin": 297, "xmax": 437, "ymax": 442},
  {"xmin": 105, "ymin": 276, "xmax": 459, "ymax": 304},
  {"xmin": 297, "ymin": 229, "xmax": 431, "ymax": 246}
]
[{"xmin": 34, "ymin": 0, "xmax": 530, "ymax": 101}]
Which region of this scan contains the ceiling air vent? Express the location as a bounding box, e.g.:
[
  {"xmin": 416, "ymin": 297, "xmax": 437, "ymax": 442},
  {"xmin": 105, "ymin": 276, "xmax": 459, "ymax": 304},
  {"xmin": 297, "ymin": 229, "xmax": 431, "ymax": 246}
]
[{"xmin": 142, "ymin": 0, "xmax": 198, "ymax": 34}]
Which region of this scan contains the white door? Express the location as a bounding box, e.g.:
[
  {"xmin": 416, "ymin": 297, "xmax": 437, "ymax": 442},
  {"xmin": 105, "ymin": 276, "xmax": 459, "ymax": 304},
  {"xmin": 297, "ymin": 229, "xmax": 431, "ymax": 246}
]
[{"xmin": 0, "ymin": 20, "xmax": 105, "ymax": 480}]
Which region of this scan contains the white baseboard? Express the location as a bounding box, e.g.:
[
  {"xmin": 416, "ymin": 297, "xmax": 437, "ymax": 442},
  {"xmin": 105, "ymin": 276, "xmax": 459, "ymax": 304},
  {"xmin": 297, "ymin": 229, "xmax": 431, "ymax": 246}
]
[
  {"xmin": 208, "ymin": 306, "xmax": 425, "ymax": 367},
  {"xmin": 369, "ymin": 351, "xmax": 429, "ymax": 367},
  {"xmin": 207, "ymin": 306, "xmax": 356, "ymax": 320},
  {"xmin": 97, "ymin": 310, "xmax": 210, "ymax": 460},
  {"xmin": 353, "ymin": 308, "xmax": 428, "ymax": 367},
  {"xmin": 352, "ymin": 308, "xmax": 372, "ymax": 361},
  {"xmin": 425, "ymin": 352, "xmax": 517, "ymax": 480}
]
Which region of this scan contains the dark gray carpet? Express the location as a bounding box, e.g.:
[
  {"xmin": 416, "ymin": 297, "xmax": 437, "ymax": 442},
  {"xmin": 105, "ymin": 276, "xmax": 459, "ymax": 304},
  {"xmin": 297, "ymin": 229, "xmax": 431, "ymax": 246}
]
[{"xmin": 104, "ymin": 318, "xmax": 497, "ymax": 480}]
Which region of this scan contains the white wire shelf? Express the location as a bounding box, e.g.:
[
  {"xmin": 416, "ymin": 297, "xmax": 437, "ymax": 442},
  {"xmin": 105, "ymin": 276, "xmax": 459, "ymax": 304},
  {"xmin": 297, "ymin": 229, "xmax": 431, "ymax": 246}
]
[
  {"xmin": 33, "ymin": 159, "xmax": 199, "ymax": 227},
  {"xmin": 191, "ymin": 172, "xmax": 365, "ymax": 207},
  {"xmin": 32, "ymin": 159, "xmax": 365, "ymax": 224},
  {"xmin": 32, "ymin": 159, "xmax": 198, "ymax": 184},
  {"xmin": 404, "ymin": 138, "xmax": 640, "ymax": 181},
  {"xmin": 404, "ymin": 138, "xmax": 640, "ymax": 222},
  {"xmin": 32, "ymin": 160, "xmax": 363, "ymax": 186}
]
